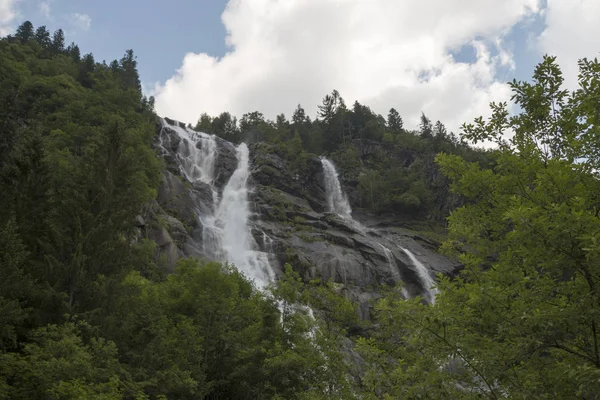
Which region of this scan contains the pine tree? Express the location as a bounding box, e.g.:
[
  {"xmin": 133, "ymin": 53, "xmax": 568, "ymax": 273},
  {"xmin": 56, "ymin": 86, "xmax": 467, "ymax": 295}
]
[
  {"xmin": 433, "ymin": 120, "xmax": 447, "ymax": 139},
  {"xmin": 387, "ymin": 108, "xmax": 403, "ymax": 134},
  {"xmin": 419, "ymin": 112, "xmax": 432, "ymax": 138},
  {"xmin": 51, "ymin": 29, "xmax": 65, "ymax": 53},
  {"xmin": 15, "ymin": 21, "xmax": 34, "ymax": 43},
  {"xmin": 292, "ymin": 104, "xmax": 308, "ymax": 125},
  {"xmin": 34, "ymin": 26, "xmax": 51, "ymax": 49},
  {"xmin": 66, "ymin": 42, "xmax": 81, "ymax": 62},
  {"xmin": 119, "ymin": 49, "xmax": 141, "ymax": 91},
  {"xmin": 78, "ymin": 53, "xmax": 95, "ymax": 88},
  {"xmin": 195, "ymin": 113, "xmax": 213, "ymax": 132},
  {"xmin": 109, "ymin": 59, "xmax": 120, "ymax": 73},
  {"xmin": 317, "ymin": 90, "xmax": 342, "ymax": 123},
  {"xmin": 211, "ymin": 112, "xmax": 239, "ymax": 142}
]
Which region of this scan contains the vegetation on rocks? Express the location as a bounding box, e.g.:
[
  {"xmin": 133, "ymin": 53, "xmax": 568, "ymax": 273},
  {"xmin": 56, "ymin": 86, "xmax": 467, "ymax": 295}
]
[{"xmin": 197, "ymin": 91, "xmax": 491, "ymax": 221}]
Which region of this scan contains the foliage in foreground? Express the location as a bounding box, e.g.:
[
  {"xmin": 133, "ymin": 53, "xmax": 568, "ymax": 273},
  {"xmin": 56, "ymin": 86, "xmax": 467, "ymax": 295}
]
[
  {"xmin": 358, "ymin": 56, "xmax": 600, "ymax": 399},
  {"xmin": 0, "ymin": 260, "xmax": 358, "ymax": 399}
]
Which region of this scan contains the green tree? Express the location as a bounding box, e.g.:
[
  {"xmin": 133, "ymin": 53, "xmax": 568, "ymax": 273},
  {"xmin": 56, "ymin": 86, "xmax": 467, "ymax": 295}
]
[
  {"xmin": 212, "ymin": 111, "xmax": 240, "ymax": 142},
  {"xmin": 433, "ymin": 120, "xmax": 447, "ymax": 139},
  {"xmin": 119, "ymin": 49, "xmax": 141, "ymax": 91},
  {"xmin": 195, "ymin": 112, "xmax": 213, "ymax": 132},
  {"xmin": 292, "ymin": 104, "xmax": 313, "ymax": 150},
  {"xmin": 34, "ymin": 26, "xmax": 51, "ymax": 49},
  {"xmin": 15, "ymin": 21, "xmax": 34, "ymax": 43},
  {"xmin": 359, "ymin": 55, "xmax": 600, "ymax": 399},
  {"xmin": 269, "ymin": 265, "xmax": 357, "ymax": 399},
  {"xmin": 387, "ymin": 107, "xmax": 403, "ymax": 134},
  {"xmin": 0, "ymin": 217, "xmax": 33, "ymax": 352},
  {"xmin": 78, "ymin": 53, "xmax": 95, "ymax": 88},
  {"xmin": 318, "ymin": 90, "xmax": 350, "ymax": 151},
  {"xmin": 419, "ymin": 112, "xmax": 432, "ymax": 138},
  {"xmin": 0, "ymin": 322, "xmax": 131, "ymax": 399},
  {"xmin": 66, "ymin": 42, "xmax": 80, "ymax": 62},
  {"xmin": 292, "ymin": 104, "xmax": 309, "ymax": 125},
  {"xmin": 240, "ymin": 111, "xmax": 276, "ymax": 143},
  {"xmin": 51, "ymin": 29, "xmax": 65, "ymax": 53}
]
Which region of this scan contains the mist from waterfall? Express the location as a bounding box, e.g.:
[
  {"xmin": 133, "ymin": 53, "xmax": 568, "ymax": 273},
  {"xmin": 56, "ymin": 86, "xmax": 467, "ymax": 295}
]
[
  {"xmin": 159, "ymin": 120, "xmax": 275, "ymax": 288},
  {"xmin": 401, "ymin": 247, "xmax": 438, "ymax": 304},
  {"xmin": 320, "ymin": 157, "xmax": 352, "ymax": 219}
]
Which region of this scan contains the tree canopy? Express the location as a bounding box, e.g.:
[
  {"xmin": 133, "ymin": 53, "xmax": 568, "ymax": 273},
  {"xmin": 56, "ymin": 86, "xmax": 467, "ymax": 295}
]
[{"xmin": 357, "ymin": 55, "xmax": 600, "ymax": 399}]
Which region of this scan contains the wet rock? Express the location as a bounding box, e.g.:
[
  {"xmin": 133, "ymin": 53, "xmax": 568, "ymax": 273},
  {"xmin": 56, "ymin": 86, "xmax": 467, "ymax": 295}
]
[{"xmin": 213, "ymin": 138, "xmax": 238, "ymax": 190}]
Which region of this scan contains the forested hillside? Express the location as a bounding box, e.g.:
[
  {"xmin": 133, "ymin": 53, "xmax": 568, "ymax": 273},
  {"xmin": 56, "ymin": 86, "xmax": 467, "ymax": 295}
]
[
  {"xmin": 192, "ymin": 89, "xmax": 491, "ymax": 221},
  {"xmin": 0, "ymin": 22, "xmax": 356, "ymax": 399},
  {"xmin": 2, "ymin": 19, "xmax": 600, "ymax": 399}
]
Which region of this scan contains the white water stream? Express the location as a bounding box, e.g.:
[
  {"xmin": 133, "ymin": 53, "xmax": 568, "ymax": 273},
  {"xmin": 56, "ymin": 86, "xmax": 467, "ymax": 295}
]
[
  {"xmin": 320, "ymin": 157, "xmax": 353, "ymax": 219},
  {"xmin": 159, "ymin": 120, "xmax": 275, "ymax": 288},
  {"xmin": 320, "ymin": 155, "xmax": 437, "ymax": 303},
  {"xmin": 401, "ymin": 247, "xmax": 438, "ymax": 304}
]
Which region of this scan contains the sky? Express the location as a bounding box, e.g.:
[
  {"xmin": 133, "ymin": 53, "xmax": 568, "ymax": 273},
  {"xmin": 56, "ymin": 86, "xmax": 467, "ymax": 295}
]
[{"xmin": 2, "ymin": 0, "xmax": 599, "ymax": 134}]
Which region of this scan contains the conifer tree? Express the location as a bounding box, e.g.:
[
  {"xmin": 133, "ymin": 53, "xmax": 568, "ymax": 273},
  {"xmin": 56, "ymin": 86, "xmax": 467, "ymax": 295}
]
[
  {"xmin": 51, "ymin": 29, "xmax": 65, "ymax": 53},
  {"xmin": 15, "ymin": 21, "xmax": 34, "ymax": 43},
  {"xmin": 387, "ymin": 108, "xmax": 403, "ymax": 134}
]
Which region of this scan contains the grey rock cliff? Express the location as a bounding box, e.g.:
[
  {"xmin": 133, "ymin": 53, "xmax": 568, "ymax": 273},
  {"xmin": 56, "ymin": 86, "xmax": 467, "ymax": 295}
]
[
  {"xmin": 247, "ymin": 143, "xmax": 461, "ymax": 319},
  {"xmin": 146, "ymin": 120, "xmax": 461, "ymax": 318}
]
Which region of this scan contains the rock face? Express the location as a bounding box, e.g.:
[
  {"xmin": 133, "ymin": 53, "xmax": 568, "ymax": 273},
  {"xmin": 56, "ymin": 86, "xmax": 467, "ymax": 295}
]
[
  {"xmin": 247, "ymin": 143, "xmax": 460, "ymax": 319},
  {"xmin": 145, "ymin": 119, "xmax": 461, "ymax": 319}
]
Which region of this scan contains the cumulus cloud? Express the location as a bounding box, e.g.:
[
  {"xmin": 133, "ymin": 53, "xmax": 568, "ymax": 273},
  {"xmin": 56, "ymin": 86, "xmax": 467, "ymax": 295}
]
[
  {"xmin": 0, "ymin": 0, "xmax": 18, "ymax": 36},
  {"xmin": 70, "ymin": 12, "xmax": 91, "ymax": 31},
  {"xmin": 153, "ymin": 0, "xmax": 543, "ymax": 132},
  {"xmin": 537, "ymin": 0, "xmax": 600, "ymax": 88}
]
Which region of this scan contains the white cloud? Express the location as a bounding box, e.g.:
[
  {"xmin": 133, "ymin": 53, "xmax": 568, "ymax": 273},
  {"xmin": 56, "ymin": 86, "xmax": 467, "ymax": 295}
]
[
  {"xmin": 537, "ymin": 0, "xmax": 600, "ymax": 88},
  {"xmin": 70, "ymin": 12, "xmax": 91, "ymax": 31},
  {"xmin": 153, "ymin": 0, "xmax": 543, "ymax": 133},
  {"xmin": 38, "ymin": 1, "xmax": 51, "ymax": 20},
  {"xmin": 0, "ymin": 0, "xmax": 19, "ymax": 36}
]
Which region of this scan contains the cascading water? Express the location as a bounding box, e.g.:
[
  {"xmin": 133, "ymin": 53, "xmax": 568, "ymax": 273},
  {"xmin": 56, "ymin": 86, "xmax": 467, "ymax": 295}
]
[
  {"xmin": 159, "ymin": 119, "xmax": 275, "ymax": 289},
  {"xmin": 401, "ymin": 247, "xmax": 438, "ymax": 304},
  {"xmin": 210, "ymin": 143, "xmax": 275, "ymax": 287},
  {"xmin": 158, "ymin": 120, "xmax": 217, "ymax": 185},
  {"xmin": 320, "ymin": 157, "xmax": 352, "ymax": 219},
  {"xmin": 379, "ymin": 244, "xmax": 400, "ymax": 281},
  {"xmin": 319, "ymin": 156, "xmax": 437, "ymax": 304},
  {"xmin": 379, "ymin": 244, "xmax": 409, "ymax": 299}
]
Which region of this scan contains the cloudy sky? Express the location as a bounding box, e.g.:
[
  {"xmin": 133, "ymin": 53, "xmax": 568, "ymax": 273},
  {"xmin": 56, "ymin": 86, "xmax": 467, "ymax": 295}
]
[{"xmin": 2, "ymin": 0, "xmax": 599, "ymax": 133}]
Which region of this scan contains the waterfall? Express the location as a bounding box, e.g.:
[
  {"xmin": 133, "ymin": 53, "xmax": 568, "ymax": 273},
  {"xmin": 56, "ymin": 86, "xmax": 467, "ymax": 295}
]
[
  {"xmin": 159, "ymin": 119, "xmax": 275, "ymax": 289},
  {"xmin": 380, "ymin": 244, "xmax": 410, "ymax": 299},
  {"xmin": 401, "ymin": 247, "xmax": 438, "ymax": 304},
  {"xmin": 319, "ymin": 157, "xmax": 420, "ymax": 301},
  {"xmin": 320, "ymin": 157, "xmax": 352, "ymax": 219},
  {"xmin": 379, "ymin": 244, "xmax": 400, "ymax": 281},
  {"xmin": 158, "ymin": 120, "xmax": 217, "ymax": 185},
  {"xmin": 211, "ymin": 143, "xmax": 275, "ymax": 287}
]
